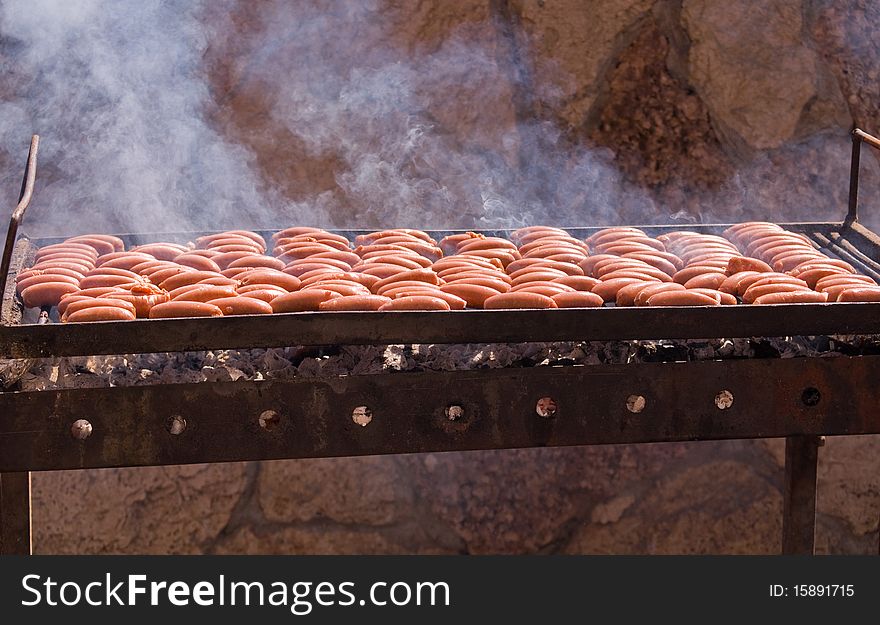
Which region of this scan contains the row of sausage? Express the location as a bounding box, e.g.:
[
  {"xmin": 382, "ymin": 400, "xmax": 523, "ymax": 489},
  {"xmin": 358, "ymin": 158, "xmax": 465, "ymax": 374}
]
[{"xmin": 14, "ymin": 224, "xmax": 880, "ymax": 321}]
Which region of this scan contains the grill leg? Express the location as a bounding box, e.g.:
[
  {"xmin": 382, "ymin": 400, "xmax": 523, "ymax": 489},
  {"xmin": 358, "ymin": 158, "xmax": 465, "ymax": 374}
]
[
  {"xmin": 782, "ymin": 435, "xmax": 822, "ymax": 555},
  {"xmin": 0, "ymin": 471, "xmax": 32, "ymax": 554}
]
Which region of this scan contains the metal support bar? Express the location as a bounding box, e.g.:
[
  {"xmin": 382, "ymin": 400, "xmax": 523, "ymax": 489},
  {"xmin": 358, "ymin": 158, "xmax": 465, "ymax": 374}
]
[
  {"xmin": 847, "ymin": 128, "xmax": 880, "ymax": 227},
  {"xmin": 0, "ymin": 471, "xmax": 32, "ymax": 555},
  {"xmin": 0, "ymin": 135, "xmax": 39, "ymax": 317},
  {"xmin": 782, "ymin": 435, "xmax": 822, "ymax": 555}
]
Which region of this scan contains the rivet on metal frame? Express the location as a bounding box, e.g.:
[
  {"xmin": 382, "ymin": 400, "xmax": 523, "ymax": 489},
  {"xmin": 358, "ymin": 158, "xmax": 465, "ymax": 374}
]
[
  {"xmin": 71, "ymin": 419, "xmax": 92, "ymax": 440},
  {"xmin": 352, "ymin": 405, "xmax": 373, "ymax": 427},
  {"xmin": 715, "ymin": 390, "xmax": 734, "ymax": 410},
  {"xmin": 445, "ymin": 405, "xmax": 465, "ymax": 421},
  {"xmin": 259, "ymin": 410, "xmax": 281, "ymax": 431},
  {"xmin": 535, "ymin": 397, "xmax": 557, "ymax": 418},
  {"xmin": 166, "ymin": 415, "xmax": 187, "ymax": 435},
  {"xmin": 626, "ymin": 395, "xmax": 646, "ymax": 414}
]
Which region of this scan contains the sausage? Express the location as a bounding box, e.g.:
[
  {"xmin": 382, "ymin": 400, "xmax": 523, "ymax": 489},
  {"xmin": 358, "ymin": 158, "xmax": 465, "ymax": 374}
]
[
  {"xmin": 438, "ymin": 233, "xmax": 483, "ymax": 255},
  {"xmin": 733, "ymin": 272, "xmax": 799, "ymax": 295},
  {"xmin": 272, "ymin": 227, "xmax": 328, "ymax": 240},
  {"xmin": 94, "ymin": 252, "xmax": 155, "ymax": 270},
  {"xmin": 814, "ymin": 274, "xmax": 876, "ymax": 290},
  {"xmin": 353, "ymin": 263, "xmax": 408, "ymax": 280},
  {"xmin": 462, "ymin": 248, "xmax": 519, "ymax": 266},
  {"xmin": 357, "ymin": 255, "xmax": 425, "ymax": 271},
  {"xmin": 372, "ymin": 268, "xmax": 441, "ymax": 292},
  {"xmin": 793, "ymin": 267, "xmax": 850, "ymax": 288},
  {"xmin": 271, "ymin": 290, "xmax": 340, "ymax": 312},
  {"xmin": 196, "ymin": 231, "xmax": 267, "ymax": 249},
  {"xmin": 521, "ymin": 245, "xmax": 587, "ymax": 260},
  {"xmin": 211, "ymin": 251, "xmax": 259, "ymax": 269},
  {"xmin": 683, "ymin": 272, "xmax": 727, "ymax": 290},
  {"xmin": 620, "ymin": 253, "xmax": 677, "ymax": 276},
  {"xmin": 439, "ymin": 283, "xmax": 500, "ymax": 308},
  {"xmin": 236, "ymin": 269, "xmax": 301, "ymax": 291},
  {"xmin": 518, "ymin": 237, "xmax": 588, "ymax": 255},
  {"xmin": 772, "ymin": 253, "xmax": 827, "ymax": 273},
  {"xmin": 58, "ymin": 236, "xmax": 115, "ymax": 255},
  {"xmin": 510, "ymin": 283, "xmax": 573, "ymax": 297},
  {"xmin": 31, "ymin": 260, "xmax": 93, "ymax": 274},
  {"xmin": 483, "ymin": 292, "xmax": 557, "ymax": 309},
  {"xmin": 601, "ymin": 267, "xmax": 671, "ymax": 282},
  {"xmin": 147, "ymin": 267, "xmax": 192, "ymax": 285},
  {"xmin": 672, "ymin": 265, "xmax": 731, "ymax": 285},
  {"xmin": 67, "ymin": 234, "xmax": 125, "ymax": 252},
  {"xmin": 645, "ymin": 291, "xmax": 720, "ymax": 306},
  {"xmin": 378, "ymin": 296, "xmax": 451, "ymax": 311},
  {"xmin": 634, "ymin": 283, "xmax": 686, "ymax": 306},
  {"xmin": 436, "ymin": 268, "xmax": 510, "ymax": 284},
  {"xmin": 148, "ymin": 301, "xmax": 224, "ymax": 318},
  {"xmin": 284, "ymin": 260, "xmax": 353, "ymax": 276},
  {"xmin": 362, "ymin": 250, "xmax": 433, "ymax": 268},
  {"xmin": 615, "ymin": 281, "xmax": 660, "ymax": 307},
  {"xmin": 78, "ymin": 274, "xmax": 145, "ymax": 289},
  {"xmin": 16, "ymin": 273, "xmax": 80, "ymax": 293},
  {"xmin": 689, "ymin": 289, "xmax": 737, "ymax": 305},
  {"xmin": 552, "ymin": 291, "xmax": 604, "ymax": 308},
  {"xmin": 21, "ymin": 282, "xmax": 81, "ymax": 307},
  {"xmin": 300, "ymin": 250, "xmax": 361, "ymax": 267},
  {"xmin": 205, "ymin": 296, "xmax": 273, "ymax": 315},
  {"xmin": 303, "ymin": 282, "xmax": 369, "ymax": 297},
  {"xmin": 32, "ymin": 251, "xmax": 98, "ymax": 267},
  {"xmin": 275, "ymin": 232, "xmax": 350, "ymax": 248},
  {"xmin": 174, "ymin": 254, "xmax": 223, "ymax": 272},
  {"xmin": 790, "ymin": 258, "xmax": 855, "ymax": 274},
  {"xmin": 599, "ymin": 242, "xmax": 665, "ymax": 256},
  {"xmin": 35, "ymin": 243, "xmax": 99, "ymax": 260},
  {"xmin": 506, "ymin": 258, "xmax": 584, "ymax": 276},
  {"xmin": 510, "ymin": 270, "xmax": 570, "ymax": 286},
  {"xmin": 103, "ymin": 292, "xmax": 170, "ymax": 317},
  {"xmin": 742, "ymin": 283, "xmax": 811, "ymax": 304},
  {"xmin": 17, "ymin": 267, "xmax": 85, "ymax": 283},
  {"xmin": 236, "ymin": 286, "xmax": 288, "ymax": 303},
  {"xmin": 375, "ymin": 279, "xmax": 447, "ymax": 296},
  {"xmin": 753, "ymin": 291, "xmax": 828, "ymax": 304},
  {"xmin": 591, "ymin": 278, "xmax": 647, "ymax": 302},
  {"xmin": 513, "ymin": 226, "xmax": 570, "ymax": 242},
  {"xmin": 65, "ymin": 306, "xmax": 136, "ymax": 322},
  {"xmin": 318, "ymin": 295, "xmax": 392, "ymax": 311},
  {"xmin": 836, "ymin": 287, "xmax": 880, "ymax": 302},
  {"xmin": 458, "ymin": 237, "xmax": 519, "ymax": 253},
  {"xmin": 171, "ymin": 285, "xmax": 239, "ymax": 303},
  {"xmin": 61, "ymin": 297, "xmax": 137, "ymax": 319},
  {"xmin": 384, "ymin": 288, "xmax": 467, "ymax": 309},
  {"xmin": 718, "ymin": 271, "xmax": 758, "ymax": 294},
  {"xmin": 130, "ymin": 244, "xmax": 186, "ymax": 261},
  {"xmin": 726, "ymin": 256, "xmax": 772, "ymax": 275},
  {"xmin": 585, "ymin": 227, "xmax": 646, "ymax": 245},
  {"xmin": 433, "ymin": 255, "xmax": 503, "ymax": 271},
  {"xmin": 746, "ymin": 275, "xmax": 809, "ymax": 290}
]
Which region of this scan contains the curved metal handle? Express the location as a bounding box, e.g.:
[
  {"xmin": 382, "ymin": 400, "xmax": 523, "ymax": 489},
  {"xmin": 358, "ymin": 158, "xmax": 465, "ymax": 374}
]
[
  {"xmin": 0, "ymin": 135, "xmax": 40, "ymax": 318},
  {"xmin": 847, "ymin": 128, "xmax": 880, "ymax": 226}
]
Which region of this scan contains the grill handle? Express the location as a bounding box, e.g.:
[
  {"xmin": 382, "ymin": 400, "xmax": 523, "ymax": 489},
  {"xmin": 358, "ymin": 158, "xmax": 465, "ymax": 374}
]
[
  {"xmin": 847, "ymin": 128, "xmax": 880, "ymax": 226},
  {"xmin": 0, "ymin": 135, "xmax": 40, "ymax": 319}
]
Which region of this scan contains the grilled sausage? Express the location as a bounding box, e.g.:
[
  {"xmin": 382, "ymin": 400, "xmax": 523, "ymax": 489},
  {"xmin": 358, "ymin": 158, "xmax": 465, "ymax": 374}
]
[
  {"xmin": 742, "ymin": 283, "xmax": 814, "ymax": 304},
  {"xmin": 510, "ymin": 283, "xmax": 574, "ymax": 297},
  {"xmin": 726, "ymin": 256, "xmax": 772, "ymax": 275},
  {"xmin": 148, "ymin": 301, "xmax": 224, "ymax": 318},
  {"xmin": 552, "ymin": 291, "xmax": 604, "ymax": 308},
  {"xmin": 270, "ymin": 290, "xmax": 340, "ymax": 312},
  {"xmin": 61, "ymin": 297, "xmax": 137, "ymax": 318},
  {"xmin": 634, "ymin": 283, "xmax": 687, "ymax": 306},
  {"xmin": 175, "ymin": 254, "xmax": 223, "ymax": 272},
  {"xmin": 65, "ymin": 306, "xmax": 137, "ymax": 322},
  {"xmin": 21, "ymin": 282, "xmax": 81, "ymax": 307},
  {"xmin": 318, "ymin": 295, "xmax": 392, "ymax": 311},
  {"xmin": 237, "ymin": 269, "xmax": 301, "ymax": 291},
  {"xmin": 384, "ymin": 288, "xmax": 467, "ymax": 309},
  {"xmin": 171, "ymin": 285, "xmax": 239, "ymax": 302},
  {"xmin": 205, "ymin": 296, "xmax": 273, "ymax": 315},
  {"xmin": 683, "ymin": 272, "xmax": 727, "ymax": 290},
  {"xmin": 591, "ymin": 278, "xmax": 646, "ymax": 302},
  {"xmin": 16, "ymin": 273, "xmax": 80, "ymax": 293},
  {"xmin": 836, "ymin": 287, "xmax": 880, "ymax": 302},
  {"xmin": 235, "ymin": 286, "xmax": 287, "ymax": 303},
  {"xmin": 753, "ymin": 291, "xmax": 828, "ymax": 304},
  {"xmin": 551, "ymin": 275, "xmax": 600, "ymax": 291},
  {"xmin": 439, "ymin": 283, "xmax": 500, "ymax": 308},
  {"xmin": 645, "ymin": 291, "xmax": 720, "ymax": 306},
  {"xmin": 483, "ymin": 292, "xmax": 557, "ymax": 309},
  {"xmin": 103, "ymin": 291, "xmax": 170, "ymax": 317},
  {"xmin": 378, "ymin": 296, "xmax": 451, "ymax": 311},
  {"xmin": 615, "ymin": 281, "xmax": 660, "ymax": 307},
  {"xmin": 67, "ymin": 234, "xmax": 125, "ymax": 252},
  {"xmin": 689, "ymin": 289, "xmax": 737, "ymax": 305},
  {"xmin": 283, "ymin": 260, "xmax": 353, "ymax": 276},
  {"xmin": 303, "ymin": 282, "xmax": 370, "ymax": 297}
]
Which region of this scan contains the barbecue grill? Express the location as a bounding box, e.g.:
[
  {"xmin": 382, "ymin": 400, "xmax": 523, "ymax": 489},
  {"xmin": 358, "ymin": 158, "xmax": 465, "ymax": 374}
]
[{"xmin": 2, "ymin": 130, "xmax": 880, "ymax": 556}]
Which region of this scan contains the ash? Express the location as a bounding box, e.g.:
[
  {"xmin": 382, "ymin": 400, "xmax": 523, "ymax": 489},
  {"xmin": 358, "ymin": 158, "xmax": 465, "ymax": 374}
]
[{"xmin": 9, "ymin": 334, "xmax": 880, "ymax": 391}]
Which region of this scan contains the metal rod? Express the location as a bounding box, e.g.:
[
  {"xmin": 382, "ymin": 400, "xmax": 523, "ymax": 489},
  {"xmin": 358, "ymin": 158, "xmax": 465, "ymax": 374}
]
[
  {"xmin": 0, "ymin": 135, "xmax": 40, "ymax": 319},
  {"xmin": 0, "ymin": 472, "xmax": 32, "ymax": 555},
  {"xmin": 847, "ymin": 129, "xmax": 880, "ymax": 227},
  {"xmin": 782, "ymin": 435, "xmax": 821, "ymax": 555}
]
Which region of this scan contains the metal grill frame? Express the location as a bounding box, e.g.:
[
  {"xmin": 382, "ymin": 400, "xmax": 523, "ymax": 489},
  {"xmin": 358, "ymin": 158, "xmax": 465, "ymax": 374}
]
[{"xmin": 2, "ymin": 130, "xmax": 880, "ymax": 556}]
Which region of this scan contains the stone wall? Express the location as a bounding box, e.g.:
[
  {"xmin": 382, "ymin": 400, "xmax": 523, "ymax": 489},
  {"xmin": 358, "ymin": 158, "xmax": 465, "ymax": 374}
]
[{"xmin": 19, "ymin": 0, "xmax": 880, "ymax": 553}]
